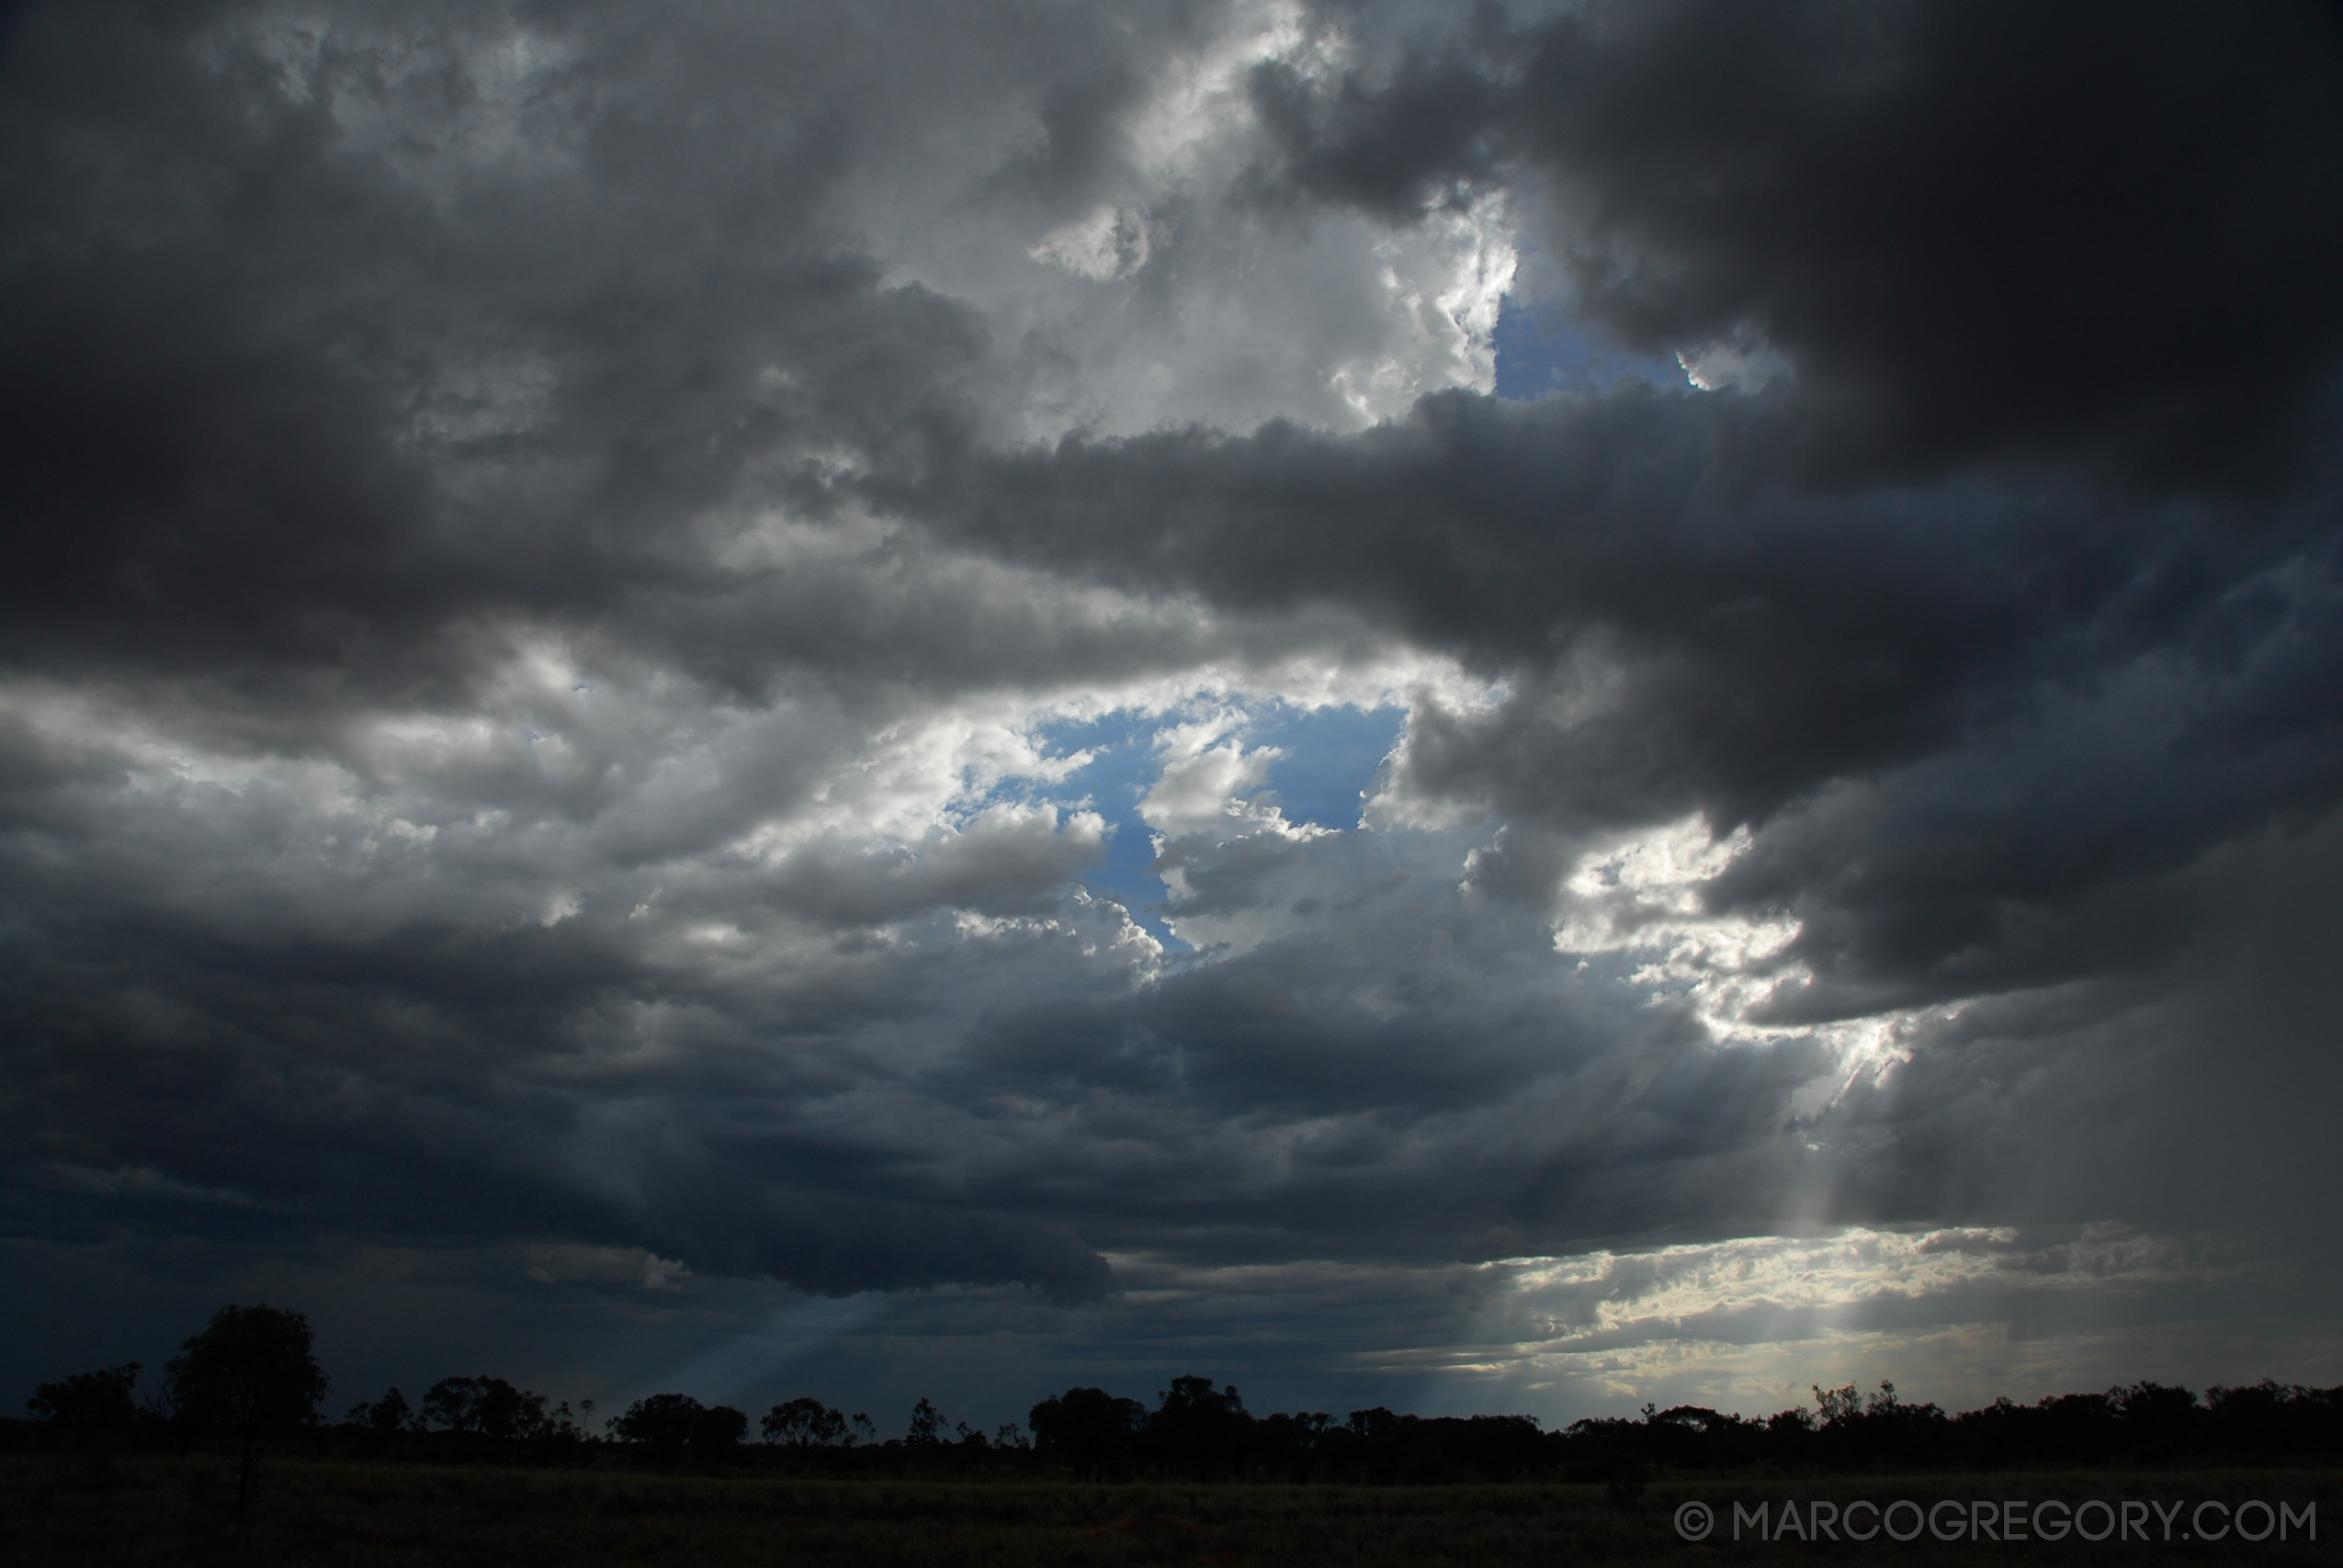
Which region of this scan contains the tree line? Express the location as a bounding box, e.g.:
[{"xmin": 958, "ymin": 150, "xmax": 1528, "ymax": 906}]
[{"xmin": 16, "ymin": 1303, "xmax": 2343, "ymax": 1487}]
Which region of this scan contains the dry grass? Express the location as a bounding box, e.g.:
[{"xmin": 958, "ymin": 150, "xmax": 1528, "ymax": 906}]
[{"xmin": 3, "ymin": 1456, "xmax": 2334, "ymax": 1565}]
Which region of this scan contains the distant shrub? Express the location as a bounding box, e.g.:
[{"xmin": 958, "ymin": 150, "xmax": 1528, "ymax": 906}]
[
  {"xmin": 763, "ymin": 1397, "xmax": 850, "ymax": 1447},
  {"xmin": 347, "ymin": 1387, "xmax": 414, "ymax": 1434},
  {"xmin": 28, "ymin": 1363, "xmax": 144, "ymax": 1434},
  {"xmin": 423, "ymin": 1376, "xmax": 553, "ymax": 1438},
  {"xmin": 610, "ymin": 1393, "xmax": 747, "ymax": 1451}
]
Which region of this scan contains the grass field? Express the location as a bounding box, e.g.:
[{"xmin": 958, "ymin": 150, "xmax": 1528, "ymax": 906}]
[{"xmin": 4, "ymin": 1458, "xmax": 2335, "ymax": 1565}]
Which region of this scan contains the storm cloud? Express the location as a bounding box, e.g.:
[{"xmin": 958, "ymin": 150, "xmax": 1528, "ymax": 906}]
[{"xmin": 4, "ymin": 0, "xmax": 2340, "ymax": 1426}]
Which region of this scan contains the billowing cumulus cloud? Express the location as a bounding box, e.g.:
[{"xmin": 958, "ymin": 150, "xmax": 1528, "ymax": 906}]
[{"xmin": 3, "ymin": 0, "xmax": 2340, "ymax": 1427}]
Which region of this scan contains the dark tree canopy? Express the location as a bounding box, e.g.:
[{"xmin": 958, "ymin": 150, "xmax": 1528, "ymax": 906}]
[
  {"xmin": 14, "ymin": 1303, "xmax": 2343, "ymax": 1485},
  {"xmin": 422, "ymin": 1376, "xmax": 551, "ymax": 1439},
  {"xmin": 610, "ymin": 1392, "xmax": 747, "ymax": 1450},
  {"xmin": 347, "ymin": 1387, "xmax": 413, "ymax": 1434},
  {"xmin": 1029, "ymin": 1385, "xmax": 1146, "ymax": 1478},
  {"xmin": 1147, "ymin": 1375, "xmax": 1251, "ymax": 1477},
  {"xmin": 905, "ymin": 1396, "xmax": 946, "ymax": 1447},
  {"xmin": 762, "ymin": 1396, "xmax": 850, "ymax": 1447},
  {"xmin": 164, "ymin": 1303, "xmax": 329, "ymax": 1454},
  {"xmin": 28, "ymin": 1362, "xmax": 142, "ymax": 1432}
]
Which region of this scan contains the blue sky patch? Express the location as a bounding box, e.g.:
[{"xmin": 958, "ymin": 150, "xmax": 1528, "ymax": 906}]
[
  {"xmin": 1493, "ymin": 293, "xmax": 1681, "ymax": 400},
  {"xmin": 1013, "ymin": 702, "xmax": 1406, "ymax": 942},
  {"xmin": 1025, "ymin": 709, "xmax": 1172, "ymax": 939},
  {"xmin": 1240, "ymin": 701, "xmax": 1406, "ymax": 830}
]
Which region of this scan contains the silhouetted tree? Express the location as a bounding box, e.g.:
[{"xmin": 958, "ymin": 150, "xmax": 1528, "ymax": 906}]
[
  {"xmin": 1146, "ymin": 1375, "xmax": 1250, "ymax": 1477},
  {"xmin": 422, "ymin": 1375, "xmax": 552, "ymax": 1438},
  {"xmin": 1029, "ymin": 1386, "xmax": 1144, "ymax": 1478},
  {"xmin": 1814, "ymin": 1382, "xmax": 1863, "ymax": 1426},
  {"xmin": 704, "ymin": 1402, "xmax": 752, "ymax": 1450},
  {"xmin": 346, "ymin": 1387, "xmax": 413, "ymax": 1434},
  {"xmin": 2034, "ymin": 1390, "xmax": 2121, "ymax": 1460},
  {"xmin": 164, "ymin": 1304, "xmax": 329, "ymax": 1520},
  {"xmin": 1803, "ymin": 1380, "xmax": 1948, "ymax": 1467},
  {"xmin": 548, "ymin": 1399, "xmax": 593, "ymax": 1440},
  {"xmin": 2204, "ymin": 1381, "xmax": 2343, "ymax": 1458},
  {"xmin": 2112, "ymin": 1380, "xmax": 2199, "ymax": 1461},
  {"xmin": 609, "ymin": 1393, "xmax": 746, "ymax": 1456},
  {"xmin": 31, "ymin": 1326, "xmax": 2341, "ymax": 1494},
  {"xmin": 1644, "ymin": 1406, "xmax": 1759, "ymax": 1471},
  {"xmin": 761, "ymin": 1396, "xmax": 848, "ymax": 1447},
  {"xmin": 28, "ymin": 1362, "xmax": 143, "ymax": 1435},
  {"xmin": 1254, "ymin": 1410, "xmax": 1331, "ymax": 1479}
]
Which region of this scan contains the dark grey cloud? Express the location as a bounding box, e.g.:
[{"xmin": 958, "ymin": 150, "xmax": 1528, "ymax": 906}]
[
  {"xmin": 1251, "ymin": 0, "xmax": 2343, "ymax": 487},
  {"xmin": 899, "ymin": 392, "xmax": 2343, "ymax": 1021},
  {"xmin": 879, "ymin": 0, "xmax": 2343, "ymax": 1026},
  {"xmin": 0, "ymin": 0, "xmax": 1234, "ymax": 691}
]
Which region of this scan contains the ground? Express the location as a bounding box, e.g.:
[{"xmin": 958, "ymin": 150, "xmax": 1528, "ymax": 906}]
[{"xmin": 4, "ymin": 1459, "xmax": 2335, "ymax": 1565}]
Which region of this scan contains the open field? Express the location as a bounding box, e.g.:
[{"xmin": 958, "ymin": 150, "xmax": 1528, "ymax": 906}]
[{"xmin": 3, "ymin": 1459, "xmax": 2336, "ymax": 1566}]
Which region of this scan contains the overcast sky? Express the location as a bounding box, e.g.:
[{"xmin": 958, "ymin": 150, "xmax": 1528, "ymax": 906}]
[{"xmin": 6, "ymin": 0, "xmax": 2343, "ymax": 1435}]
